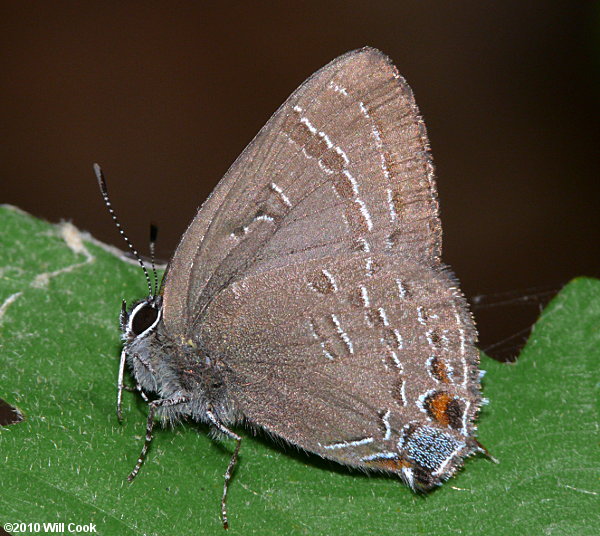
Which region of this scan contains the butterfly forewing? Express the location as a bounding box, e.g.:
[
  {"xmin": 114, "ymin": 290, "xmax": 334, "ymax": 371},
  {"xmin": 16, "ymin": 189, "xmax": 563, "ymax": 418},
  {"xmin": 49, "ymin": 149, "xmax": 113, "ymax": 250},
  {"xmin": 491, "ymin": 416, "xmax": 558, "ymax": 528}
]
[{"xmin": 162, "ymin": 47, "xmax": 441, "ymax": 335}]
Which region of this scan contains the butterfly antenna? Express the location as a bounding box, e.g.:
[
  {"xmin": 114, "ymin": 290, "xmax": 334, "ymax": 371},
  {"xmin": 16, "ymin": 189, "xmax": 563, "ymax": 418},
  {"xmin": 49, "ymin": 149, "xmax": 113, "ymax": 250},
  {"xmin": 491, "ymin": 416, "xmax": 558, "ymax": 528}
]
[
  {"xmin": 94, "ymin": 163, "xmax": 154, "ymax": 297},
  {"xmin": 149, "ymin": 223, "xmax": 159, "ymax": 296}
]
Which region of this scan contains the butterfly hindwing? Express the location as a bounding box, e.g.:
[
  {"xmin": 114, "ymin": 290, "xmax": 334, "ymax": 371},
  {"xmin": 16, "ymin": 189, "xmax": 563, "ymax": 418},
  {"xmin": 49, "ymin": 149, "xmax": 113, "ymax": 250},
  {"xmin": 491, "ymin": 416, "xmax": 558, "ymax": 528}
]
[{"xmin": 200, "ymin": 252, "xmax": 481, "ymax": 487}]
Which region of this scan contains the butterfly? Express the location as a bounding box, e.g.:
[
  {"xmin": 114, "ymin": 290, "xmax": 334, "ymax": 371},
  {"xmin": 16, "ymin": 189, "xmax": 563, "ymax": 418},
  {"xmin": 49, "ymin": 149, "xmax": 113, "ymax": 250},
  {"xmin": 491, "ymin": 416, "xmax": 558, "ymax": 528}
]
[{"xmin": 96, "ymin": 46, "xmax": 486, "ymax": 529}]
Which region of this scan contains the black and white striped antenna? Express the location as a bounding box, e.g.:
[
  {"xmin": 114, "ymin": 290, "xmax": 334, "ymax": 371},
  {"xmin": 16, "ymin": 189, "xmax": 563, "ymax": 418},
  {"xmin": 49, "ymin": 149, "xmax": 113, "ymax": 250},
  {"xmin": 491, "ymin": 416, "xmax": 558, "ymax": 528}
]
[
  {"xmin": 149, "ymin": 222, "xmax": 159, "ymax": 296},
  {"xmin": 94, "ymin": 163, "xmax": 154, "ymax": 296}
]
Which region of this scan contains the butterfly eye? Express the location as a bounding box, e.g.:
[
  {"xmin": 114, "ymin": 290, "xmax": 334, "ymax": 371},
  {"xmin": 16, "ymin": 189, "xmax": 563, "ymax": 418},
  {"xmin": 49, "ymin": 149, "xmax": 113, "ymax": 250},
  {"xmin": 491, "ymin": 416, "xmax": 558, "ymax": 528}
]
[{"xmin": 129, "ymin": 301, "xmax": 161, "ymax": 336}]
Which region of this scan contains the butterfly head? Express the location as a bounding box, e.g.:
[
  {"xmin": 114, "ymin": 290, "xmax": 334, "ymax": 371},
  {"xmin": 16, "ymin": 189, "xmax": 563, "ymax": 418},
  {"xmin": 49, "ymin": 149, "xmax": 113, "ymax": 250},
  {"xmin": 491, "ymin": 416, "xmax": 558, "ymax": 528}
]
[
  {"xmin": 118, "ymin": 295, "xmax": 165, "ymax": 394},
  {"xmin": 120, "ymin": 295, "xmax": 163, "ymax": 342}
]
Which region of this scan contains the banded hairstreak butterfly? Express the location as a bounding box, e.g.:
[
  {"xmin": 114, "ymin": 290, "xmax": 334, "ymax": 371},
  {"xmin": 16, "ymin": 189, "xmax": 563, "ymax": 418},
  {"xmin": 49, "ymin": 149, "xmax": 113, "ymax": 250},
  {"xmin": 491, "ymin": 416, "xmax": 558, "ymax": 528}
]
[{"xmin": 96, "ymin": 46, "xmax": 487, "ymax": 528}]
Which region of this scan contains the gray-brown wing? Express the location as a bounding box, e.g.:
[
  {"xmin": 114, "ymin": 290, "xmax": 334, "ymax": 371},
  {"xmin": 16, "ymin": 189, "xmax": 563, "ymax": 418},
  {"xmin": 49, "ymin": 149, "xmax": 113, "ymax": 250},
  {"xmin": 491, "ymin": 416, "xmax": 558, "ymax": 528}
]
[
  {"xmin": 162, "ymin": 47, "xmax": 440, "ymax": 337},
  {"xmin": 200, "ymin": 253, "xmax": 481, "ymax": 485}
]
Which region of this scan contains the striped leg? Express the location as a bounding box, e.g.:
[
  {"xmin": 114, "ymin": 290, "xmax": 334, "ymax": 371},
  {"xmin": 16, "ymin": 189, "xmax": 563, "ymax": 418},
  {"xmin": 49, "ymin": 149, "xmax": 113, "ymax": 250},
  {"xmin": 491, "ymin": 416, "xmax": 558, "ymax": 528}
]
[
  {"xmin": 127, "ymin": 395, "xmax": 189, "ymax": 482},
  {"xmin": 206, "ymin": 408, "xmax": 242, "ymax": 530}
]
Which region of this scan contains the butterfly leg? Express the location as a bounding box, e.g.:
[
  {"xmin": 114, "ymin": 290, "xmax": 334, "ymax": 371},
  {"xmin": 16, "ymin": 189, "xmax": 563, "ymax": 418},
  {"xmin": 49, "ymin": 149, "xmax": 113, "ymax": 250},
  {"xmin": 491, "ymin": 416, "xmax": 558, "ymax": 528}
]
[
  {"xmin": 206, "ymin": 408, "xmax": 242, "ymax": 530},
  {"xmin": 127, "ymin": 395, "xmax": 189, "ymax": 482},
  {"xmin": 116, "ymin": 348, "xmax": 127, "ymax": 422},
  {"xmin": 122, "ymin": 382, "xmax": 150, "ymax": 402},
  {"xmin": 117, "ymin": 349, "xmax": 155, "ymax": 421}
]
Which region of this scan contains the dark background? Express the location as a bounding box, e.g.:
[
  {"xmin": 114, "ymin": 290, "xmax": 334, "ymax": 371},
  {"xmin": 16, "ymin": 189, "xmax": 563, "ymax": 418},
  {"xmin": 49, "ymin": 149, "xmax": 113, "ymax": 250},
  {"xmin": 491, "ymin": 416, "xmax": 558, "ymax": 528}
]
[{"xmin": 2, "ymin": 1, "xmax": 599, "ymax": 358}]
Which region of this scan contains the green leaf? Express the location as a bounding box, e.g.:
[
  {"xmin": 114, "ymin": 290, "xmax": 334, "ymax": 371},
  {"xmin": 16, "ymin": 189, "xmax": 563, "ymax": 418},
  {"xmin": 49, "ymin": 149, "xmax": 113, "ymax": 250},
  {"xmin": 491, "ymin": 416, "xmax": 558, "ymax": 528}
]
[{"xmin": 1, "ymin": 205, "xmax": 598, "ymax": 535}]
